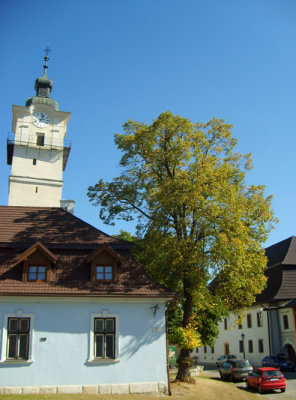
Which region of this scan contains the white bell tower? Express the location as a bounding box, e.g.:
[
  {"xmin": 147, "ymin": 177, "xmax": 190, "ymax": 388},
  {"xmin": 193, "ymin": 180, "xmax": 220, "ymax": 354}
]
[{"xmin": 7, "ymin": 51, "xmax": 74, "ymax": 211}]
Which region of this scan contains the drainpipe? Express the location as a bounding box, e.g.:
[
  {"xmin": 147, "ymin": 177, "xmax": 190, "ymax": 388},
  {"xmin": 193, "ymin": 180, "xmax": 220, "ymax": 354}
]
[{"xmin": 165, "ymin": 308, "xmax": 172, "ymax": 396}]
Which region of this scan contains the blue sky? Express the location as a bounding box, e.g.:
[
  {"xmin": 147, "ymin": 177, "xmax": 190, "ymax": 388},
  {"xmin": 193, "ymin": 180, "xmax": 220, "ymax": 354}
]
[{"xmin": 1, "ymin": 0, "xmax": 296, "ymax": 247}]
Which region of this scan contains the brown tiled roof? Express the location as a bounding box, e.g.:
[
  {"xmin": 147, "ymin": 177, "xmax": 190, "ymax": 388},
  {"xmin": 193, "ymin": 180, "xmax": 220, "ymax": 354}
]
[
  {"xmin": 0, "ymin": 206, "xmax": 175, "ymax": 299},
  {"xmin": 0, "ymin": 206, "xmax": 120, "ymax": 246},
  {"xmin": 256, "ymin": 237, "xmax": 296, "ymax": 304}
]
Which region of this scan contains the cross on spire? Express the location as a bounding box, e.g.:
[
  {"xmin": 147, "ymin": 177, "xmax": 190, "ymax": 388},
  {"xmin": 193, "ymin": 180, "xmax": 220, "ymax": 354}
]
[{"xmin": 43, "ymin": 46, "xmax": 51, "ymax": 75}]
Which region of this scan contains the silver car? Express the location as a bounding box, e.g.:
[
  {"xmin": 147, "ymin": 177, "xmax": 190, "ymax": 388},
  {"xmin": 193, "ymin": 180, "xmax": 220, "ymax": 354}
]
[
  {"xmin": 219, "ymin": 359, "xmax": 253, "ymax": 381},
  {"xmin": 216, "ymin": 354, "xmax": 237, "ymax": 367}
]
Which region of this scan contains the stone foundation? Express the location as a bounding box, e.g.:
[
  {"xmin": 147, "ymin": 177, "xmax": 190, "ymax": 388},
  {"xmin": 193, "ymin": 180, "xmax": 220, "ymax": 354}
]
[{"xmin": 0, "ymin": 382, "xmax": 167, "ymax": 395}]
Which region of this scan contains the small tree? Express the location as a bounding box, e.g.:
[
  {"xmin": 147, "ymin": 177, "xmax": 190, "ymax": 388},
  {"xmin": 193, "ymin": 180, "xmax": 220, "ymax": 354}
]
[{"xmin": 88, "ymin": 111, "xmax": 276, "ymax": 380}]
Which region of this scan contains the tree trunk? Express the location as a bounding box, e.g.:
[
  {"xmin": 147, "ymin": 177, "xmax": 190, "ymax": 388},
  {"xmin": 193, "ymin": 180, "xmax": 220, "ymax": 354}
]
[{"xmin": 176, "ymin": 278, "xmax": 193, "ymax": 381}]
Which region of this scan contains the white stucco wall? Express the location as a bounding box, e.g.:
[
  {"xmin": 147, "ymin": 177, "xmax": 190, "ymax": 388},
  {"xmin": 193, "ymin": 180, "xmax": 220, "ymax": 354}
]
[
  {"xmin": 8, "ymin": 104, "xmax": 70, "ymax": 207},
  {"xmin": 0, "ymin": 297, "xmax": 168, "ymax": 390}
]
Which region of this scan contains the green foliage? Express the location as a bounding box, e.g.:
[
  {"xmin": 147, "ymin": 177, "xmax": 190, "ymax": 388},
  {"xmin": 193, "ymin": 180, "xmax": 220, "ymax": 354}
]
[
  {"xmin": 114, "ymin": 230, "xmax": 137, "ymax": 243},
  {"xmin": 88, "ymin": 111, "xmax": 276, "ymax": 352}
]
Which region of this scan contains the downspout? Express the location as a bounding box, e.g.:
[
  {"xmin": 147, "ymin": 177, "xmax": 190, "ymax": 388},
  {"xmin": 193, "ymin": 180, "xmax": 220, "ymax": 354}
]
[
  {"xmin": 165, "ymin": 297, "xmax": 179, "ymax": 396},
  {"xmin": 165, "ymin": 307, "xmax": 172, "ymax": 396}
]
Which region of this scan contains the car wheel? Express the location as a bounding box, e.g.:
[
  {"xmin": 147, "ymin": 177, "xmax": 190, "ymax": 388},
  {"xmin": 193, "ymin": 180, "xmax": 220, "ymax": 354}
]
[
  {"xmin": 246, "ymin": 380, "xmax": 251, "ymax": 390},
  {"xmin": 280, "ymin": 389, "xmax": 286, "ymax": 393},
  {"xmin": 258, "ymin": 385, "xmax": 264, "ymax": 394}
]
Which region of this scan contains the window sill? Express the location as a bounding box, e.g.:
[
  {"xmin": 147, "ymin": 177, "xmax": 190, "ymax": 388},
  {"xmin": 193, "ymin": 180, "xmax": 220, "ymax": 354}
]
[
  {"xmin": 87, "ymin": 358, "xmax": 120, "ymax": 364},
  {"xmin": 0, "ymin": 359, "xmax": 34, "ymax": 364}
]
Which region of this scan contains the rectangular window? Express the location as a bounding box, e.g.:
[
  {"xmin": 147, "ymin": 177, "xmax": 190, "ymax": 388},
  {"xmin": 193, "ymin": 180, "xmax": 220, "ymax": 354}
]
[
  {"xmin": 211, "ymin": 346, "xmax": 214, "ymax": 354},
  {"xmin": 258, "ymin": 339, "xmax": 264, "ymax": 353},
  {"xmin": 224, "ymin": 318, "xmax": 228, "ymax": 330},
  {"xmin": 247, "ymin": 313, "xmax": 252, "ymax": 328},
  {"xmin": 239, "ymin": 340, "xmax": 244, "ymax": 353},
  {"xmin": 36, "ymin": 134, "xmax": 44, "ymax": 146},
  {"xmin": 238, "ymin": 323, "xmax": 242, "ymax": 330},
  {"xmin": 96, "ymin": 266, "xmax": 113, "ymax": 281},
  {"xmin": 248, "ymin": 340, "xmax": 253, "ymax": 353},
  {"xmin": 204, "ymin": 346, "xmax": 207, "ymax": 353},
  {"xmin": 94, "ymin": 318, "xmax": 115, "ymax": 359},
  {"xmin": 257, "ymin": 312, "xmax": 263, "ymax": 327},
  {"xmin": 28, "ymin": 265, "xmax": 46, "ymax": 281},
  {"xmin": 33, "ymin": 158, "xmax": 37, "ymax": 165},
  {"xmin": 7, "ymin": 318, "xmax": 30, "ymax": 360},
  {"xmin": 283, "ymin": 315, "xmax": 289, "ymax": 330},
  {"xmin": 196, "ymin": 347, "xmax": 199, "ymax": 353}
]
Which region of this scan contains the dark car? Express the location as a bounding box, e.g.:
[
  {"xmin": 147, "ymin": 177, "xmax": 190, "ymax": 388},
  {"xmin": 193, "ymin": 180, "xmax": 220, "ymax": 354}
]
[
  {"xmin": 262, "ymin": 355, "xmax": 295, "ymax": 371},
  {"xmin": 246, "ymin": 367, "xmax": 286, "ymax": 394},
  {"xmin": 219, "ymin": 359, "xmax": 253, "ymax": 381},
  {"xmin": 216, "ymin": 354, "xmax": 237, "ymax": 367}
]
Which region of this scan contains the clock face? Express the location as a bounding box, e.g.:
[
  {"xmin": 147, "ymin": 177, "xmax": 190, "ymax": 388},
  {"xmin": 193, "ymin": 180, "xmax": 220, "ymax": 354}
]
[{"xmin": 33, "ymin": 112, "xmax": 50, "ymax": 128}]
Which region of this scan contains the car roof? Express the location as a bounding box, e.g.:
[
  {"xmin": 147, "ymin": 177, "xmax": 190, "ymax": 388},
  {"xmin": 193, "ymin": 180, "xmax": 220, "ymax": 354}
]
[{"xmin": 257, "ymin": 367, "xmax": 280, "ymax": 371}]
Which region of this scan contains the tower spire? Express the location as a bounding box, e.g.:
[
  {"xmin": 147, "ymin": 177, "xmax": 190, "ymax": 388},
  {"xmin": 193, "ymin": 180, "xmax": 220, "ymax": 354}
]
[
  {"xmin": 25, "ymin": 48, "xmax": 59, "ymax": 110},
  {"xmin": 43, "ymin": 46, "xmax": 51, "ymax": 76}
]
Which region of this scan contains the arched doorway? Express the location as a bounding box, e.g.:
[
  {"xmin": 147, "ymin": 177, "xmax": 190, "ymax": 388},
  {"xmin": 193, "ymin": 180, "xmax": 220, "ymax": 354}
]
[{"xmin": 283, "ymin": 344, "xmax": 296, "ymax": 363}]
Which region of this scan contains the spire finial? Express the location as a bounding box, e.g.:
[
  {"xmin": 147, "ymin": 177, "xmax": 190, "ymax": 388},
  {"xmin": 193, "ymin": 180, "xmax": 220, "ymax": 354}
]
[{"xmin": 43, "ymin": 46, "xmax": 51, "ymax": 75}]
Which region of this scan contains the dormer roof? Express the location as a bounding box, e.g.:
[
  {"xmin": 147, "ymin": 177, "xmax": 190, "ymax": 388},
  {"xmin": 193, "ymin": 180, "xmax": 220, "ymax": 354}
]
[
  {"xmin": 16, "ymin": 241, "xmax": 56, "ymax": 265},
  {"xmin": 87, "ymin": 245, "xmax": 124, "ymax": 264}
]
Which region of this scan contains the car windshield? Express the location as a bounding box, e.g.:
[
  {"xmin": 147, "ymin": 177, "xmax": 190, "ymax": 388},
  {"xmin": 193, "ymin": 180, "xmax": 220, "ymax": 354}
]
[
  {"xmin": 263, "ymin": 370, "xmax": 282, "ymax": 377},
  {"xmin": 235, "ymin": 361, "xmax": 250, "ymax": 368}
]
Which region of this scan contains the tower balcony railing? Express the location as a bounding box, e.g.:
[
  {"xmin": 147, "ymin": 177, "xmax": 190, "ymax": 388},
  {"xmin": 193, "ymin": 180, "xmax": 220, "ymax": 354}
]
[
  {"xmin": 7, "ymin": 132, "xmax": 71, "ymax": 151},
  {"xmin": 7, "ymin": 132, "xmax": 71, "ymax": 170}
]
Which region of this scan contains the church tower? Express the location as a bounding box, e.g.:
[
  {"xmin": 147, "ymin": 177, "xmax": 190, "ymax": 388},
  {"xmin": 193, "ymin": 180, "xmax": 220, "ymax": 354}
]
[{"xmin": 7, "ymin": 51, "xmax": 73, "ymax": 210}]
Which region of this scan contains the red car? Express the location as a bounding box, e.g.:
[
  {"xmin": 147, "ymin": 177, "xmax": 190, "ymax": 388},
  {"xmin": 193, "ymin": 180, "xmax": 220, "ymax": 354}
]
[{"xmin": 246, "ymin": 367, "xmax": 286, "ymax": 394}]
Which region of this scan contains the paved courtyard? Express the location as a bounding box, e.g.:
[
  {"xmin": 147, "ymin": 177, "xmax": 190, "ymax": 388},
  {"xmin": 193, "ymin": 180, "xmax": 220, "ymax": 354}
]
[{"xmin": 202, "ymin": 365, "xmax": 296, "ymax": 400}]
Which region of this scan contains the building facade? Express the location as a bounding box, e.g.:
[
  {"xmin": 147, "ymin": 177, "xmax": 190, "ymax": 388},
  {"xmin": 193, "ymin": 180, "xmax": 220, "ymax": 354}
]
[
  {"xmin": 0, "ymin": 56, "xmax": 175, "ymax": 394},
  {"xmin": 193, "ymin": 237, "xmax": 296, "ymax": 367}
]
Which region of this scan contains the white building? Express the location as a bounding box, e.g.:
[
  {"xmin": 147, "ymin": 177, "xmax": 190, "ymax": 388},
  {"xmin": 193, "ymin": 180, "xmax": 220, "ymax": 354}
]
[
  {"xmin": 0, "ymin": 55, "xmax": 175, "ymax": 395},
  {"xmin": 192, "ymin": 237, "xmax": 296, "ymax": 367}
]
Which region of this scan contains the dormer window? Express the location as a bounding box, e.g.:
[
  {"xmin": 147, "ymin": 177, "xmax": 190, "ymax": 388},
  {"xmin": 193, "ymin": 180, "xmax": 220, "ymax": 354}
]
[
  {"xmin": 16, "ymin": 242, "xmax": 56, "ymax": 283},
  {"xmin": 28, "ymin": 266, "xmax": 46, "ymax": 282},
  {"xmin": 87, "ymin": 245, "xmax": 123, "ymax": 284},
  {"xmin": 96, "ymin": 266, "xmax": 113, "ymax": 281}
]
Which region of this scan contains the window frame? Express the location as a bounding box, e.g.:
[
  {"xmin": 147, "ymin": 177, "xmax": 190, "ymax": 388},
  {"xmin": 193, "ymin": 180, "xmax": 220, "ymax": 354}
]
[
  {"xmin": 248, "ymin": 339, "xmax": 253, "ymax": 353},
  {"xmin": 88, "ymin": 312, "xmax": 119, "ymax": 363},
  {"xmin": 36, "ymin": 133, "xmax": 45, "ymax": 146},
  {"xmin": 239, "ymin": 340, "xmax": 244, "ymax": 353},
  {"xmin": 247, "ymin": 313, "xmax": 252, "ymax": 328},
  {"xmin": 224, "ymin": 318, "xmax": 228, "ymax": 330},
  {"xmin": 258, "ymin": 339, "xmax": 264, "ymax": 353},
  {"xmin": 283, "ymin": 315, "xmax": 289, "ymax": 330},
  {"xmin": 0, "ymin": 313, "xmax": 34, "ymax": 363},
  {"xmin": 95, "ymin": 265, "xmax": 113, "ymax": 281},
  {"xmin": 257, "ymin": 311, "xmax": 263, "ymax": 327},
  {"xmin": 28, "ymin": 265, "xmax": 47, "ymax": 282}
]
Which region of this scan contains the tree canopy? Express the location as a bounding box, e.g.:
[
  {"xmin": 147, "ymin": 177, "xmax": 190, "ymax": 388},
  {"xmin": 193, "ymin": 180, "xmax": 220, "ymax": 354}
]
[{"xmin": 88, "ymin": 111, "xmax": 276, "ymax": 380}]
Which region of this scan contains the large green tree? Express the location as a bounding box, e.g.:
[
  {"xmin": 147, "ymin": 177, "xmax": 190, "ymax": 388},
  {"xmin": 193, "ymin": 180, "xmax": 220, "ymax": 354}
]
[{"xmin": 88, "ymin": 111, "xmax": 276, "ymax": 380}]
